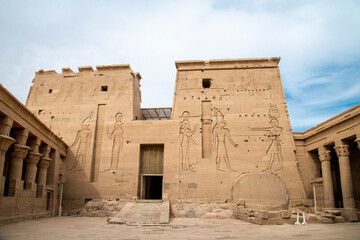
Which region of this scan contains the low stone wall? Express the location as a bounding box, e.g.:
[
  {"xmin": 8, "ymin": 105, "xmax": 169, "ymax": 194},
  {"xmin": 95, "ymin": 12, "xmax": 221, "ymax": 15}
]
[
  {"xmin": 171, "ymin": 203, "xmax": 236, "ymax": 219},
  {"xmin": 65, "ymin": 200, "xmax": 125, "ymax": 217}
]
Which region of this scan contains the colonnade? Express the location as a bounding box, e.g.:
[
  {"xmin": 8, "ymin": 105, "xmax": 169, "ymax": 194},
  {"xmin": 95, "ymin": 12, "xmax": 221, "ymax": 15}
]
[
  {"xmin": 317, "ymin": 137, "xmax": 359, "ymax": 221},
  {"xmin": 0, "ymin": 116, "xmax": 54, "ymax": 199}
]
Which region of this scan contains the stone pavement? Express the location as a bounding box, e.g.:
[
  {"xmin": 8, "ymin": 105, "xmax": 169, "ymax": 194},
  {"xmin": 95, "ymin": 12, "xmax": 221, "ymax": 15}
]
[{"xmin": 1, "ymin": 217, "xmax": 360, "ymax": 240}]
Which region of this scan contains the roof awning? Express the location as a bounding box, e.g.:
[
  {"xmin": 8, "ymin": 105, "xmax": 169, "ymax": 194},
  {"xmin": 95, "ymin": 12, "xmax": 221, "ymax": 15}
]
[{"xmin": 141, "ymin": 108, "xmax": 172, "ymax": 120}]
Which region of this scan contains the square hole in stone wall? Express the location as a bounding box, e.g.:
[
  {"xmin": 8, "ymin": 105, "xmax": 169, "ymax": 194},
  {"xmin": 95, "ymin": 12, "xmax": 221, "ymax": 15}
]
[
  {"xmin": 101, "ymin": 85, "xmax": 108, "ymax": 91},
  {"xmin": 202, "ymin": 78, "xmax": 211, "ymax": 88}
]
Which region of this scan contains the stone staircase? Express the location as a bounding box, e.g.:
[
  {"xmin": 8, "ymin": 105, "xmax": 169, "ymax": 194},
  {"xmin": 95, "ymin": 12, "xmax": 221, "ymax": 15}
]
[{"xmin": 108, "ymin": 201, "xmax": 170, "ymax": 225}]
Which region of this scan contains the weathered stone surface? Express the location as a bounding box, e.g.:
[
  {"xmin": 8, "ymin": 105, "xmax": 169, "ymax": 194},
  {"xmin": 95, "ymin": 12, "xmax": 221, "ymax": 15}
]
[
  {"xmin": 79, "ymin": 201, "xmax": 125, "ymax": 217},
  {"xmin": 232, "ymin": 173, "xmax": 289, "ymax": 210},
  {"xmin": 171, "ymin": 203, "xmax": 236, "ymax": 219},
  {"xmin": 279, "ymin": 210, "xmax": 291, "ymax": 219},
  {"xmin": 256, "ymin": 210, "xmax": 268, "ymax": 219}
]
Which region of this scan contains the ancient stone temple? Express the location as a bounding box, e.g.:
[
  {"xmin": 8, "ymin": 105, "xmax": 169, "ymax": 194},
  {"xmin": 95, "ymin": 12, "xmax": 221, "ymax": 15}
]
[{"xmin": 0, "ymin": 57, "xmax": 359, "ymax": 224}]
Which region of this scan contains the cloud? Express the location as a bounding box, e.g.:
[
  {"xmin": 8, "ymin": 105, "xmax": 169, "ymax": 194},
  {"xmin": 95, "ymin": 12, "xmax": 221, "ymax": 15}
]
[{"xmin": 0, "ymin": 0, "xmax": 359, "ymax": 132}]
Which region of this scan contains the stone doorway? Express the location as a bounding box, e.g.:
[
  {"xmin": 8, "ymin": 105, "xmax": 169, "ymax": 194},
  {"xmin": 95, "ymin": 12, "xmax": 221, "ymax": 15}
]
[{"xmin": 138, "ymin": 145, "xmax": 164, "ymax": 200}]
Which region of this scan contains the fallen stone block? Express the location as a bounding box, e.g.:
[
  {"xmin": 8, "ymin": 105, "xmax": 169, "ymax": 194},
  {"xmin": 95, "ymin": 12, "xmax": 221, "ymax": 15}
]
[{"xmin": 279, "ymin": 210, "xmax": 291, "ymax": 219}]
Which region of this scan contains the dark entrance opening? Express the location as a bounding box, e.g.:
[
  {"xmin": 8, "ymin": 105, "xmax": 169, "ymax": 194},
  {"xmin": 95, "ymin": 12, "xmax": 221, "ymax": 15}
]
[
  {"xmin": 143, "ymin": 175, "xmax": 163, "ymax": 199},
  {"xmin": 330, "ymin": 146, "xmax": 343, "ymax": 208}
]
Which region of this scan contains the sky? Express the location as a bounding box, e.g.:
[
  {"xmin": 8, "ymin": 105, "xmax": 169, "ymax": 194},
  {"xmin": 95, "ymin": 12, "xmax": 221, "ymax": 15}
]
[{"xmin": 0, "ymin": 0, "xmax": 359, "ymax": 132}]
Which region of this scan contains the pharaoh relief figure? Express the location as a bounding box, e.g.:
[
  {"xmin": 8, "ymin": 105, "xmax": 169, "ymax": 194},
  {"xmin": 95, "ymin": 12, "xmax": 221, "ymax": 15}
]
[
  {"xmin": 69, "ymin": 111, "xmax": 94, "ymax": 170},
  {"xmin": 105, "ymin": 112, "xmax": 124, "ymax": 171},
  {"xmin": 212, "ymin": 108, "xmax": 238, "ymax": 172},
  {"xmin": 252, "ymin": 118, "xmax": 283, "ymax": 172},
  {"xmin": 180, "ymin": 111, "xmax": 198, "ymax": 172}
]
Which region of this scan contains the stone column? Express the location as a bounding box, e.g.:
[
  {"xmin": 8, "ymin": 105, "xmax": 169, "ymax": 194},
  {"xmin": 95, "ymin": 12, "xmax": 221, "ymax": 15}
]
[
  {"xmin": 24, "ymin": 152, "xmax": 42, "ymax": 191},
  {"xmin": 0, "ymin": 116, "xmax": 15, "ymax": 196},
  {"xmin": 24, "ymin": 138, "xmax": 42, "ymax": 191},
  {"xmin": 318, "ymin": 147, "xmax": 335, "ymax": 208},
  {"xmin": 7, "ymin": 129, "xmax": 31, "ymax": 196},
  {"xmin": 36, "ymin": 145, "xmax": 52, "ymax": 198},
  {"xmin": 334, "ymin": 144, "xmax": 358, "ymax": 221}
]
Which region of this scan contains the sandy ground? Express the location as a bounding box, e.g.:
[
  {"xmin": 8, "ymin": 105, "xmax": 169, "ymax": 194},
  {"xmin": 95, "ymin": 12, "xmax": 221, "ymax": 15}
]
[{"xmin": 0, "ymin": 217, "xmax": 360, "ymax": 240}]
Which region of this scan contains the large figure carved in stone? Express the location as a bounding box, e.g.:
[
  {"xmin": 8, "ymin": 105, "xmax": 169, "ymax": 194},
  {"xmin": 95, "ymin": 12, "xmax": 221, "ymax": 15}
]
[
  {"xmin": 253, "ymin": 118, "xmax": 283, "ymax": 172},
  {"xmin": 106, "ymin": 112, "xmax": 124, "ymax": 171},
  {"xmin": 70, "ymin": 111, "xmax": 93, "ymax": 170},
  {"xmin": 212, "ymin": 108, "xmax": 238, "ymax": 172},
  {"xmin": 180, "ymin": 111, "xmax": 197, "ymax": 172}
]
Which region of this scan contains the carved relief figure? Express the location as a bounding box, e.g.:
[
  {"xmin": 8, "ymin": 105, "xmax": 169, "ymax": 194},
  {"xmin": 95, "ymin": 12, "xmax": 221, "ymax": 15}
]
[
  {"xmin": 180, "ymin": 111, "xmax": 197, "ymax": 172},
  {"xmin": 212, "ymin": 108, "xmax": 238, "ymax": 172},
  {"xmin": 252, "ymin": 118, "xmax": 283, "ymax": 172},
  {"xmin": 105, "ymin": 112, "xmax": 124, "ymax": 171},
  {"xmin": 70, "ymin": 111, "xmax": 93, "ymax": 170}
]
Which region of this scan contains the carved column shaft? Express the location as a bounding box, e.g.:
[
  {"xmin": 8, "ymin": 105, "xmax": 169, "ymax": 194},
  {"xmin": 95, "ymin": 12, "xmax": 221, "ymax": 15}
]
[
  {"xmin": 9, "ymin": 144, "xmax": 31, "ymax": 180},
  {"xmin": 0, "ymin": 135, "xmax": 16, "ymax": 196},
  {"xmin": 36, "ymin": 157, "xmax": 52, "ymax": 186},
  {"xmin": 0, "ymin": 135, "xmax": 16, "ymax": 176},
  {"xmin": 24, "ymin": 152, "xmax": 42, "ymax": 190},
  {"xmin": 334, "ymin": 144, "xmax": 356, "ymax": 209},
  {"xmin": 319, "ymin": 148, "xmax": 335, "ymax": 208}
]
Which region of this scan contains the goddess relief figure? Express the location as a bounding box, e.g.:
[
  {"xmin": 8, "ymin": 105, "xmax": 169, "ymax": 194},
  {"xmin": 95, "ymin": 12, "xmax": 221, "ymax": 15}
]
[
  {"xmin": 106, "ymin": 112, "xmax": 124, "ymax": 171},
  {"xmin": 180, "ymin": 111, "xmax": 197, "ymax": 172},
  {"xmin": 212, "ymin": 108, "xmax": 238, "ymax": 172},
  {"xmin": 70, "ymin": 111, "xmax": 93, "ymax": 170}
]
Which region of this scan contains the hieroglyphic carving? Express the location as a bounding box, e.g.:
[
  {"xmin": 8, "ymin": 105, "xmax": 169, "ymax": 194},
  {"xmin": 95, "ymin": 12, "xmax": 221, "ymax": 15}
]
[
  {"xmin": 269, "ymin": 104, "xmax": 280, "ymax": 118},
  {"xmin": 252, "ymin": 118, "xmax": 283, "ymax": 172},
  {"xmin": 180, "ymin": 111, "xmax": 198, "ymax": 172},
  {"xmin": 69, "ymin": 111, "xmax": 93, "ymax": 170},
  {"xmin": 105, "ymin": 112, "xmax": 124, "ymax": 171},
  {"xmin": 212, "ymin": 108, "xmax": 238, "ymax": 172}
]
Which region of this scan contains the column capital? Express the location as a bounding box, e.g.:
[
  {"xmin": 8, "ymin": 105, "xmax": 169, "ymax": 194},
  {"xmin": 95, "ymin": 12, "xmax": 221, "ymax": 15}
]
[
  {"xmin": 355, "ymin": 138, "xmax": 360, "ymax": 150},
  {"xmin": 38, "ymin": 157, "xmax": 52, "ymax": 169},
  {"xmin": 25, "ymin": 152, "xmax": 43, "ymax": 165},
  {"xmin": 12, "ymin": 128, "xmax": 29, "ymax": 146},
  {"xmin": 27, "ymin": 137, "xmax": 41, "ymax": 154},
  {"xmin": 39, "ymin": 145, "xmax": 51, "ymax": 158},
  {"xmin": 0, "ymin": 116, "xmax": 13, "ymax": 136},
  {"xmin": 319, "ymin": 149, "xmax": 331, "ymax": 162},
  {"xmin": 11, "ymin": 144, "xmax": 31, "ymax": 159},
  {"xmin": 334, "ymin": 145, "xmax": 350, "ymax": 157},
  {"xmin": 0, "ymin": 135, "xmax": 16, "ymax": 152}
]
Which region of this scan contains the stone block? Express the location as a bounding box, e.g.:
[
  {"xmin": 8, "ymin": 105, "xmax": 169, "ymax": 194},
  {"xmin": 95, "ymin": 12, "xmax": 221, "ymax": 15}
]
[
  {"xmin": 237, "ymin": 208, "xmax": 248, "ymax": 214},
  {"xmin": 319, "ymin": 216, "xmax": 333, "ymax": 224},
  {"xmin": 323, "ymin": 209, "xmax": 342, "ymax": 216},
  {"xmin": 256, "ymin": 210, "xmax": 268, "ymax": 219},
  {"xmin": 268, "ymin": 211, "xmax": 280, "ymax": 219},
  {"xmin": 333, "ymin": 215, "xmax": 345, "ymax": 223},
  {"xmin": 279, "ymin": 210, "xmax": 291, "ymax": 219},
  {"xmin": 320, "ymin": 212, "xmax": 335, "ymax": 218},
  {"xmin": 341, "ymin": 208, "xmax": 358, "ymax": 222}
]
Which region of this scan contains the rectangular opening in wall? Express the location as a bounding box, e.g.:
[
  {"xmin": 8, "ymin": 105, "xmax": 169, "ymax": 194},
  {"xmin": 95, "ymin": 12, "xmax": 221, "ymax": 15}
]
[
  {"xmin": 138, "ymin": 144, "xmax": 164, "ymax": 199},
  {"xmin": 101, "ymin": 85, "xmax": 108, "ymax": 91},
  {"xmin": 202, "ymin": 78, "xmax": 211, "ymax": 88}
]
